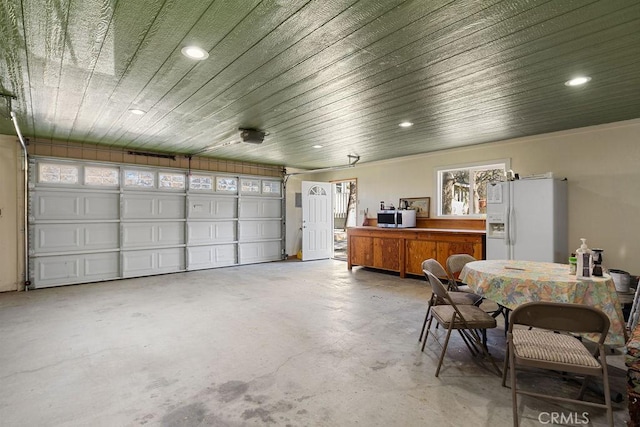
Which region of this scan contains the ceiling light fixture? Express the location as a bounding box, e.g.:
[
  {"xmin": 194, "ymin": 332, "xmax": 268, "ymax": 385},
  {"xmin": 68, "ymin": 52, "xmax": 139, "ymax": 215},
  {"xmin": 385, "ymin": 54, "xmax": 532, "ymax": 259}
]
[
  {"xmin": 129, "ymin": 109, "xmax": 146, "ymax": 115},
  {"xmin": 565, "ymin": 76, "xmax": 591, "ymax": 86},
  {"xmin": 181, "ymin": 46, "xmax": 209, "ymax": 60},
  {"xmin": 399, "ymin": 121, "xmax": 413, "ymax": 128},
  {"xmin": 312, "ymin": 144, "xmax": 323, "ymax": 148}
]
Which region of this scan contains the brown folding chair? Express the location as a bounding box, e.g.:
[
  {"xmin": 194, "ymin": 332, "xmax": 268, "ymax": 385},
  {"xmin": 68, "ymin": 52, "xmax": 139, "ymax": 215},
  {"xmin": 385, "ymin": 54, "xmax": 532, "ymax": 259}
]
[
  {"xmin": 447, "ymin": 253, "xmax": 510, "ymax": 327},
  {"xmin": 502, "ymin": 301, "xmax": 613, "ymax": 427},
  {"xmin": 445, "ymin": 253, "xmax": 478, "ymax": 293},
  {"xmin": 422, "ymin": 270, "xmax": 500, "ymax": 377},
  {"xmin": 419, "ymin": 259, "xmax": 482, "ymax": 346}
]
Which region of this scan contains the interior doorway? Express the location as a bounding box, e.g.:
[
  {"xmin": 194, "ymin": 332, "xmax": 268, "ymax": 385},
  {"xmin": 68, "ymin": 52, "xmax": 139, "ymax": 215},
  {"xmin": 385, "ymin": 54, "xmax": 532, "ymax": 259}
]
[
  {"xmin": 332, "ymin": 179, "xmax": 357, "ymax": 260},
  {"xmin": 301, "ymin": 181, "xmax": 333, "ymax": 261}
]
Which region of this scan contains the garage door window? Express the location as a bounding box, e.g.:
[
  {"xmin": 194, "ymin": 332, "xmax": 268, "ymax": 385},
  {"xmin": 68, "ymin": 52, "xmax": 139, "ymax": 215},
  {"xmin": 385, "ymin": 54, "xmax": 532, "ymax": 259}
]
[
  {"xmin": 189, "ymin": 174, "xmax": 213, "ymax": 190},
  {"xmin": 38, "ymin": 162, "xmax": 79, "ymax": 184},
  {"xmin": 216, "ymin": 176, "xmax": 237, "ymax": 192},
  {"xmin": 124, "ymin": 170, "xmax": 155, "ymax": 188},
  {"xmin": 85, "ymin": 166, "xmax": 119, "ymax": 186},
  {"xmin": 262, "ymin": 180, "xmax": 281, "ymax": 195},
  {"xmin": 159, "ymin": 172, "xmax": 185, "ymax": 189}
]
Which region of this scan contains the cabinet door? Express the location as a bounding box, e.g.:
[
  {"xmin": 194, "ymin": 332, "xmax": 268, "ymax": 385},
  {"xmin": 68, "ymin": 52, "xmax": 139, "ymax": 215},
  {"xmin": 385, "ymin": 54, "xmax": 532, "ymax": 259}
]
[
  {"xmin": 373, "ymin": 237, "xmax": 400, "ymax": 271},
  {"xmin": 405, "ymin": 240, "xmax": 437, "ymax": 275},
  {"xmin": 436, "ymin": 241, "xmax": 479, "ymax": 271},
  {"xmin": 350, "ymin": 236, "xmax": 373, "ymax": 266}
]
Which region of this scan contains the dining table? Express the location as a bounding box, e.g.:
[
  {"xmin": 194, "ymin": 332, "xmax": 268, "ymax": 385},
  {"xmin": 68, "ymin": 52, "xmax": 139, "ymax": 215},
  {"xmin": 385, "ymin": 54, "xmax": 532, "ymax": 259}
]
[{"xmin": 459, "ymin": 259, "xmax": 627, "ymax": 347}]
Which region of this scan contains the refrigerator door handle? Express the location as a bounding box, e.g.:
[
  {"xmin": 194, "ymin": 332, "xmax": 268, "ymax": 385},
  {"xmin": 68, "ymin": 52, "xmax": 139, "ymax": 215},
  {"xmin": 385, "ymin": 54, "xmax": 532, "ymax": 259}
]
[
  {"xmin": 504, "ymin": 206, "xmax": 510, "ymax": 245},
  {"xmin": 509, "ymin": 206, "xmax": 516, "ymax": 245}
]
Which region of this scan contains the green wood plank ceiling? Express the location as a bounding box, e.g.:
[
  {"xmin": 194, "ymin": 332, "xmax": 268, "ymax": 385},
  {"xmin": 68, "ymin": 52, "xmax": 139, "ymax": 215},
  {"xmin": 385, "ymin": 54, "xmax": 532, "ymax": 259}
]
[{"xmin": 0, "ymin": 0, "xmax": 639, "ymax": 169}]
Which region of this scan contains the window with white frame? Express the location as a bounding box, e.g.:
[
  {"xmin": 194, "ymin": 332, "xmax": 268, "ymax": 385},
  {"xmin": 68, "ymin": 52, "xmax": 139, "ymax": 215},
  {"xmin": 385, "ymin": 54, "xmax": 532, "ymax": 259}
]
[
  {"xmin": 216, "ymin": 176, "xmax": 237, "ymax": 192},
  {"xmin": 38, "ymin": 162, "xmax": 79, "ymax": 184},
  {"xmin": 189, "ymin": 174, "xmax": 213, "ymax": 190},
  {"xmin": 262, "ymin": 180, "xmax": 280, "ymax": 195},
  {"xmin": 85, "ymin": 166, "xmax": 119, "ymax": 186},
  {"xmin": 159, "ymin": 172, "xmax": 185, "ymax": 189},
  {"xmin": 240, "ymin": 178, "xmax": 260, "ymax": 193},
  {"xmin": 436, "ymin": 160, "xmax": 508, "ymax": 217},
  {"xmin": 124, "ymin": 169, "xmax": 155, "ymax": 188}
]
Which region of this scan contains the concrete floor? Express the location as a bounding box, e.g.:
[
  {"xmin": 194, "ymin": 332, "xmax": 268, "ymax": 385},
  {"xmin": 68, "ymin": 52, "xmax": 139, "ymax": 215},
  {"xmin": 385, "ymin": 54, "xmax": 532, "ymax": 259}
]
[{"xmin": 0, "ymin": 259, "xmax": 629, "ymax": 426}]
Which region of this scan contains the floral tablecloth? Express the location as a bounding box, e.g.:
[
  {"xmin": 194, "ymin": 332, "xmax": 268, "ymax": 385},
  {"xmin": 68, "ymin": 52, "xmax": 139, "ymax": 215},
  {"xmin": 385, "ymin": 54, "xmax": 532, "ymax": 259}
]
[{"xmin": 460, "ymin": 260, "xmax": 626, "ymax": 346}]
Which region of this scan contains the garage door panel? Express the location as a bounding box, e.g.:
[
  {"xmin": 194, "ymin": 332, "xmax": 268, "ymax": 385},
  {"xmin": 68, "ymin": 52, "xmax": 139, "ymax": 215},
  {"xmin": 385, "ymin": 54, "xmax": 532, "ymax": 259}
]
[
  {"xmin": 35, "ymin": 223, "xmax": 119, "ymax": 253},
  {"xmin": 31, "ymin": 252, "xmax": 119, "ymax": 288},
  {"xmin": 122, "ymin": 250, "xmax": 154, "ymax": 275},
  {"xmin": 122, "ymin": 224, "xmax": 155, "ymax": 247},
  {"xmin": 158, "ymin": 197, "xmax": 185, "ymax": 218},
  {"xmin": 239, "ymin": 220, "xmax": 282, "ymax": 241},
  {"xmin": 34, "ymin": 192, "xmax": 118, "ymax": 220},
  {"xmin": 188, "ymin": 245, "xmax": 237, "ymax": 270},
  {"xmin": 188, "ymin": 221, "xmax": 236, "ymax": 245},
  {"xmin": 122, "ymin": 222, "xmax": 184, "ymax": 248},
  {"xmin": 122, "ymin": 197, "xmax": 154, "ymax": 218},
  {"xmin": 157, "ymin": 223, "xmax": 184, "ymax": 245},
  {"xmin": 84, "ymin": 224, "xmax": 119, "ymax": 247},
  {"xmin": 84, "ymin": 254, "xmax": 119, "ymax": 277},
  {"xmin": 122, "ymin": 248, "xmax": 185, "ymax": 277},
  {"xmin": 158, "ymin": 249, "xmax": 185, "ymax": 270},
  {"xmin": 36, "ymin": 193, "xmax": 80, "ymax": 217},
  {"xmin": 37, "ymin": 257, "xmax": 80, "ymax": 281},
  {"xmin": 188, "ymin": 196, "xmax": 236, "ymax": 219},
  {"xmin": 122, "ymin": 194, "xmax": 185, "ymax": 219},
  {"xmin": 239, "ymin": 241, "xmax": 281, "ymax": 264},
  {"xmin": 36, "ymin": 226, "xmax": 80, "ymax": 251},
  {"xmin": 239, "ymin": 199, "xmax": 281, "ymax": 218},
  {"xmin": 84, "ymin": 195, "xmax": 119, "ymax": 218}
]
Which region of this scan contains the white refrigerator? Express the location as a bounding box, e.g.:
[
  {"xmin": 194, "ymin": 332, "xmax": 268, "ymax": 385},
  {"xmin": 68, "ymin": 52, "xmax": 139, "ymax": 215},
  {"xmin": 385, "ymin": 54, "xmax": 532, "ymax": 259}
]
[{"xmin": 485, "ymin": 178, "xmax": 568, "ymax": 262}]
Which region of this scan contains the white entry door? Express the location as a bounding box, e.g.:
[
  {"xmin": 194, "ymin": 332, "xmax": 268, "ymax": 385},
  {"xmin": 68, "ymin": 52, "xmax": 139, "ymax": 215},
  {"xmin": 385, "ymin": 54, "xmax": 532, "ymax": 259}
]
[{"xmin": 301, "ymin": 181, "xmax": 332, "ymax": 261}]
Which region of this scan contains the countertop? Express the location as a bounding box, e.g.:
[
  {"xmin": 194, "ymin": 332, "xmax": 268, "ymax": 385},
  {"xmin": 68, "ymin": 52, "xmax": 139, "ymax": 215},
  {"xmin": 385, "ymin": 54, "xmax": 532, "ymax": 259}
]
[{"xmin": 349, "ymin": 226, "xmax": 486, "ymax": 234}]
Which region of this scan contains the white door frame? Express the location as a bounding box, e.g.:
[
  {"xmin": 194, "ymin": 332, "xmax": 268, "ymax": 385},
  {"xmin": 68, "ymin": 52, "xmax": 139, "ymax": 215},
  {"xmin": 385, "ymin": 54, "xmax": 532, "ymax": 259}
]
[{"xmin": 301, "ymin": 181, "xmax": 332, "ymax": 261}]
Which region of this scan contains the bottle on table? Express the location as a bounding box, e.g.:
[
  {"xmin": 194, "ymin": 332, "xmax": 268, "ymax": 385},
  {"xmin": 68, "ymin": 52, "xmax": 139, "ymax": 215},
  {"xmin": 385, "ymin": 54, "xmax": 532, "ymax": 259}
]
[
  {"xmin": 576, "ymin": 238, "xmax": 593, "ymax": 279},
  {"xmin": 569, "ymin": 254, "xmax": 577, "ymax": 275}
]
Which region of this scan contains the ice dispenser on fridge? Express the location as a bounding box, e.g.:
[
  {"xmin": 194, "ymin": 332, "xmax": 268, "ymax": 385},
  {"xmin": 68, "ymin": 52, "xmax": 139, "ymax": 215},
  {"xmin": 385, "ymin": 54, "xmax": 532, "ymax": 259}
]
[{"xmin": 487, "ymin": 212, "xmax": 506, "ymax": 239}]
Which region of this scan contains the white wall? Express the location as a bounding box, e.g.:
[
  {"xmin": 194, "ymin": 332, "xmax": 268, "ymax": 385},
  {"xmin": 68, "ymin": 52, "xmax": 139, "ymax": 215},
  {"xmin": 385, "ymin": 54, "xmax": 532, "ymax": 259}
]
[
  {"xmin": 0, "ymin": 135, "xmax": 23, "ymax": 291},
  {"xmin": 286, "ymin": 119, "xmax": 640, "ymax": 274}
]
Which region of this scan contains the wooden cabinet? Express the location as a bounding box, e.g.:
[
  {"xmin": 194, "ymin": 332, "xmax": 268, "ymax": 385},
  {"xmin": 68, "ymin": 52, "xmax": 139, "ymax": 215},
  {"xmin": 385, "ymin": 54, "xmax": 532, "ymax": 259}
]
[
  {"xmin": 405, "ymin": 239, "xmax": 437, "ymax": 276},
  {"xmin": 373, "ymin": 237, "xmax": 401, "ymax": 272},
  {"xmin": 350, "ymin": 235, "xmax": 373, "ymax": 266},
  {"xmin": 347, "ymin": 227, "xmax": 485, "ymax": 278}
]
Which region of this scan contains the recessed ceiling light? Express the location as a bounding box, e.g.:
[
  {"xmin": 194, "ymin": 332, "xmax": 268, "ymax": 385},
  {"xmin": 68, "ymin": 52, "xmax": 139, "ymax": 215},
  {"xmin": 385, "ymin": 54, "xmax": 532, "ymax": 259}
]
[
  {"xmin": 565, "ymin": 76, "xmax": 591, "ymax": 86},
  {"xmin": 399, "ymin": 121, "xmax": 413, "ymax": 128},
  {"xmin": 181, "ymin": 46, "xmax": 209, "ymax": 60},
  {"xmin": 129, "ymin": 109, "xmax": 146, "ymax": 115},
  {"xmin": 312, "ymin": 144, "xmax": 323, "ymax": 148}
]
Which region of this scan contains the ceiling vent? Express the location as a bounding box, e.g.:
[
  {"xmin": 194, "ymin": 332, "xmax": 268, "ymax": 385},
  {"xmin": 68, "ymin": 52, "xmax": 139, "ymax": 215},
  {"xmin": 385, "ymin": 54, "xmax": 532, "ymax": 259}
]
[{"xmin": 239, "ymin": 128, "xmax": 266, "ymax": 144}]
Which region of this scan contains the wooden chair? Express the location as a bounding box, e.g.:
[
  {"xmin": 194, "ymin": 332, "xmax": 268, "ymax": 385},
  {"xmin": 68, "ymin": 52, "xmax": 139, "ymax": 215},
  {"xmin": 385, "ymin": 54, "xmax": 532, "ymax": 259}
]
[
  {"xmin": 419, "ymin": 259, "xmax": 482, "ymax": 347},
  {"xmin": 502, "ymin": 301, "xmax": 613, "ymax": 427},
  {"xmin": 422, "ymin": 270, "xmax": 500, "ymax": 377}
]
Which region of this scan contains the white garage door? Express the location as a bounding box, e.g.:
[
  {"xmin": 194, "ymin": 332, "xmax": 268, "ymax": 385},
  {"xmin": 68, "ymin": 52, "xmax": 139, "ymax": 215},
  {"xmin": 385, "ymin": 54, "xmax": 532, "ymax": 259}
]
[{"xmin": 29, "ymin": 158, "xmax": 283, "ymax": 288}]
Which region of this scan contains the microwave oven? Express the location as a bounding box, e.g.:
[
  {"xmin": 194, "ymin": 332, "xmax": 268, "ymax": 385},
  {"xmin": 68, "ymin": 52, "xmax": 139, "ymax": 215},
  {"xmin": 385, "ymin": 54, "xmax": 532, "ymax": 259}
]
[{"xmin": 377, "ymin": 209, "xmax": 417, "ymax": 228}]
